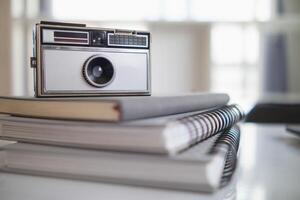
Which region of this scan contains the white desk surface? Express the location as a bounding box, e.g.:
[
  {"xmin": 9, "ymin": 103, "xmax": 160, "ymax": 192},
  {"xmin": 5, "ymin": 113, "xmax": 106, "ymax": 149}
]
[{"xmin": 1, "ymin": 124, "xmax": 300, "ymax": 200}]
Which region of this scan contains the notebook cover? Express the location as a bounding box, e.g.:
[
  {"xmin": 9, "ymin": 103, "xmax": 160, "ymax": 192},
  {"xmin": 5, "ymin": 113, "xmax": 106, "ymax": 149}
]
[{"xmin": 0, "ymin": 93, "xmax": 229, "ymax": 121}]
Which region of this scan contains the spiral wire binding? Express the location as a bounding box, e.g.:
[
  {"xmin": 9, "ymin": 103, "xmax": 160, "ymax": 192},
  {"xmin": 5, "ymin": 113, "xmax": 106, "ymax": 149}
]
[
  {"xmin": 178, "ymin": 105, "xmax": 243, "ymax": 188},
  {"xmin": 178, "ymin": 104, "xmax": 244, "ymax": 146},
  {"xmin": 209, "ymin": 126, "xmax": 241, "ymax": 188}
]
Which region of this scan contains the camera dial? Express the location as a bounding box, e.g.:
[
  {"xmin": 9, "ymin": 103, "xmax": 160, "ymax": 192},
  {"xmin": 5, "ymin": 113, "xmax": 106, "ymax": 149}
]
[{"xmin": 83, "ymin": 55, "xmax": 115, "ymax": 87}]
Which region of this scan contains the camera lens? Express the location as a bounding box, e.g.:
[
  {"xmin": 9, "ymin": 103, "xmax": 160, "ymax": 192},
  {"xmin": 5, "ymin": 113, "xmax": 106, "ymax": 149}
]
[
  {"xmin": 83, "ymin": 55, "xmax": 115, "ymax": 87},
  {"xmin": 92, "ymin": 65, "xmax": 103, "ymax": 78}
]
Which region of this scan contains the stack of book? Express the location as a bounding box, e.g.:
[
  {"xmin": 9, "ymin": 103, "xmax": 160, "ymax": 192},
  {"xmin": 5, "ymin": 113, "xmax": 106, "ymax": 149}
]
[{"xmin": 0, "ymin": 93, "xmax": 244, "ymax": 192}]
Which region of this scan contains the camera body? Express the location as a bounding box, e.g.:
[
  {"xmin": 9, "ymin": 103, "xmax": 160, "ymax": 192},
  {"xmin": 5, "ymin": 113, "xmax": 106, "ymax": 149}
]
[{"xmin": 31, "ymin": 21, "xmax": 151, "ymax": 97}]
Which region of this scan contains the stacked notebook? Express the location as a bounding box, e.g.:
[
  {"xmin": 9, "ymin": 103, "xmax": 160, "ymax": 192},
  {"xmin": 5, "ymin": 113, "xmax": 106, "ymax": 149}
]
[{"xmin": 0, "ymin": 93, "xmax": 244, "ymax": 192}]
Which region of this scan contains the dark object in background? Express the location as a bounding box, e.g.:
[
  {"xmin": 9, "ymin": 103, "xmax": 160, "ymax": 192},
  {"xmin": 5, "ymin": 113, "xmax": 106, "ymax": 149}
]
[
  {"xmin": 262, "ymin": 32, "xmax": 288, "ymax": 93},
  {"xmin": 246, "ymin": 94, "xmax": 300, "ymax": 123}
]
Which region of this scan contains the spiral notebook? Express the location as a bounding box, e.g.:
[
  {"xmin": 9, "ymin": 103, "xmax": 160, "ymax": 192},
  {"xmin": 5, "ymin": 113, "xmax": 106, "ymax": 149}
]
[
  {"xmin": 0, "ymin": 126, "xmax": 240, "ymax": 192},
  {"xmin": 0, "ymin": 105, "xmax": 244, "ymax": 154}
]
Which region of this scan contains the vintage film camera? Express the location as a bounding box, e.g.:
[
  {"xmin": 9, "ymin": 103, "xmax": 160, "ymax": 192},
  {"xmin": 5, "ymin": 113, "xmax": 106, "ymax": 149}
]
[{"xmin": 31, "ymin": 21, "xmax": 151, "ymax": 97}]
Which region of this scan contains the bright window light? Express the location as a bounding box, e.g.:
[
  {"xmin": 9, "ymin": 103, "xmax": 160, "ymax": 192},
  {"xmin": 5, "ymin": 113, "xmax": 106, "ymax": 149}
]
[
  {"xmin": 52, "ymin": 0, "xmax": 161, "ymax": 21},
  {"xmin": 190, "ymin": 0, "xmax": 256, "ymax": 21},
  {"xmin": 255, "ymin": 0, "xmax": 272, "ymax": 21},
  {"xmin": 210, "ymin": 24, "xmax": 260, "ymax": 97},
  {"xmin": 211, "ymin": 25, "xmax": 244, "ymax": 64},
  {"xmin": 244, "ymin": 26, "xmax": 259, "ymax": 64},
  {"xmin": 52, "ymin": 0, "xmax": 271, "ymax": 22},
  {"xmin": 211, "ymin": 24, "xmax": 259, "ymax": 65},
  {"xmin": 211, "ymin": 66, "xmax": 244, "ymax": 91},
  {"xmin": 162, "ymin": 0, "xmax": 188, "ymax": 21}
]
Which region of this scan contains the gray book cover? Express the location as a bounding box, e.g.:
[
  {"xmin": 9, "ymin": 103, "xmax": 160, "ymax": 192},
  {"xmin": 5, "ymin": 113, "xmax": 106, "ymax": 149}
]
[{"xmin": 0, "ymin": 93, "xmax": 229, "ymax": 121}]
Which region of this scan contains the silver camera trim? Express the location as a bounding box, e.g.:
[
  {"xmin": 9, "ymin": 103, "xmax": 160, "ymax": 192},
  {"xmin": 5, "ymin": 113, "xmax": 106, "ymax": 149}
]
[{"xmin": 34, "ymin": 24, "xmax": 151, "ymax": 97}]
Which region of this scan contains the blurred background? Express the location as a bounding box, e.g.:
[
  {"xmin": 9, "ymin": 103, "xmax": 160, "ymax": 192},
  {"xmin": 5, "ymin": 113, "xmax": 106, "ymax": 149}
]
[{"xmin": 1, "ymin": 0, "xmax": 300, "ymax": 101}]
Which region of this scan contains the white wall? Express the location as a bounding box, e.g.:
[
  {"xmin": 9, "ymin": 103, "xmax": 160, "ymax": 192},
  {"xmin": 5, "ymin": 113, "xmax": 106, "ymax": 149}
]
[{"xmin": 149, "ymin": 23, "xmax": 210, "ymax": 95}]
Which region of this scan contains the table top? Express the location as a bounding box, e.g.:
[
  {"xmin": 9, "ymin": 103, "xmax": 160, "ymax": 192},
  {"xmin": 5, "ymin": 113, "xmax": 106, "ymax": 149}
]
[{"xmin": 1, "ymin": 124, "xmax": 300, "ymax": 200}]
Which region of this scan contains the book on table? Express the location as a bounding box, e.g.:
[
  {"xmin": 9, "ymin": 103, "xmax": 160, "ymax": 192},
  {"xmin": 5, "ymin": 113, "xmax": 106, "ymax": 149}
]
[
  {"xmin": 0, "ymin": 126, "xmax": 241, "ymax": 192},
  {"xmin": 0, "ymin": 104, "xmax": 244, "ymax": 154},
  {"xmin": 0, "ymin": 93, "xmax": 229, "ymax": 122},
  {"xmin": 0, "ymin": 93, "xmax": 244, "ymax": 192}
]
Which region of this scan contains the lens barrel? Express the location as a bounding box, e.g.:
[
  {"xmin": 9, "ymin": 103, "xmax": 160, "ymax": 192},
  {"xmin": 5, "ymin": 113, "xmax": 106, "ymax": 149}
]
[{"xmin": 83, "ymin": 55, "xmax": 115, "ymax": 87}]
